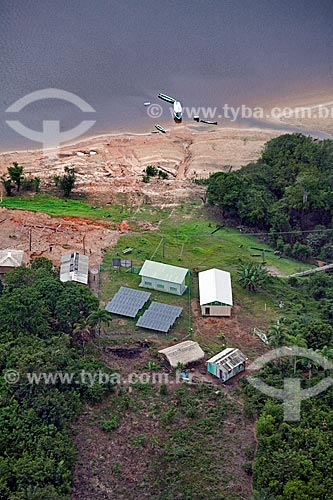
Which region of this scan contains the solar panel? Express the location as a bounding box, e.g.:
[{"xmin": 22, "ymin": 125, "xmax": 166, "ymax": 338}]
[
  {"xmin": 136, "ymin": 302, "xmax": 182, "ymax": 332},
  {"xmin": 106, "ymin": 287, "xmax": 151, "ymax": 317}
]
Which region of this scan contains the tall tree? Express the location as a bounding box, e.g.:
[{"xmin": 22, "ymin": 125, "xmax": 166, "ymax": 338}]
[
  {"xmin": 58, "ymin": 166, "xmax": 76, "ymax": 197},
  {"xmin": 87, "ymin": 308, "xmax": 112, "ymax": 336},
  {"xmin": 8, "ymin": 162, "xmax": 24, "ymax": 192},
  {"xmin": 1, "ymin": 175, "xmax": 13, "ymax": 196}
]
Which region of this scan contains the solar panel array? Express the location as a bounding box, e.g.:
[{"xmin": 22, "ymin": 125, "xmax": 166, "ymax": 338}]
[
  {"xmin": 106, "ymin": 287, "xmax": 151, "ymax": 317},
  {"xmin": 136, "ymin": 302, "xmax": 183, "ymax": 333}
]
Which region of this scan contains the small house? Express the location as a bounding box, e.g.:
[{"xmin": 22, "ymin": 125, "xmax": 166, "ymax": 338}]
[
  {"xmin": 198, "ymin": 268, "xmax": 233, "ymax": 316},
  {"xmin": 159, "ymin": 341, "xmax": 205, "ymax": 368},
  {"xmin": 207, "ymin": 348, "xmax": 247, "ymax": 382},
  {"xmin": 0, "ymin": 249, "xmax": 24, "ymax": 279},
  {"xmin": 60, "ymin": 252, "xmax": 89, "ymax": 284},
  {"xmin": 139, "ymin": 260, "xmax": 188, "ymax": 295}
]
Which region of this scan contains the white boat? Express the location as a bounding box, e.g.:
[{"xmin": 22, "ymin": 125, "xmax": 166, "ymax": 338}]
[{"xmin": 173, "ymin": 100, "xmax": 182, "ymax": 121}]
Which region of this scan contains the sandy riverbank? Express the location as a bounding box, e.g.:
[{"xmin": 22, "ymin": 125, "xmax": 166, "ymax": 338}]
[
  {"xmin": 258, "ymin": 89, "xmax": 333, "ymax": 136},
  {"xmin": 0, "ymin": 125, "xmax": 285, "ymax": 205},
  {"xmin": 1, "ymin": 87, "xmax": 332, "ymax": 206}
]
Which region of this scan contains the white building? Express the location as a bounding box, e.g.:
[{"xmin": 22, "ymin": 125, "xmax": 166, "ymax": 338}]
[
  {"xmin": 198, "ymin": 268, "xmax": 233, "ymax": 316},
  {"xmin": 0, "ymin": 249, "xmax": 24, "ymax": 279},
  {"xmin": 60, "ymin": 252, "xmax": 89, "ymax": 284},
  {"xmin": 139, "ymin": 260, "xmax": 188, "ymax": 295},
  {"xmin": 207, "ymin": 348, "xmax": 246, "ymax": 382}
]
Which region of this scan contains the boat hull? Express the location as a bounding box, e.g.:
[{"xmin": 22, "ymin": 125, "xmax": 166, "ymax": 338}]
[{"xmin": 173, "ymin": 101, "xmax": 183, "ymax": 122}]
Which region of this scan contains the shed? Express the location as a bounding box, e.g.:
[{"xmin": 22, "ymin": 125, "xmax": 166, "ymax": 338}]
[
  {"xmin": 0, "ymin": 250, "xmax": 24, "ymax": 278},
  {"xmin": 139, "ymin": 260, "xmax": 188, "ymax": 295},
  {"xmin": 159, "ymin": 341, "xmax": 205, "ymax": 368},
  {"xmin": 199, "ymin": 268, "xmax": 233, "ymax": 316},
  {"xmin": 60, "ymin": 252, "xmax": 89, "ymax": 284},
  {"xmin": 207, "ymin": 348, "xmax": 247, "ymax": 382}
]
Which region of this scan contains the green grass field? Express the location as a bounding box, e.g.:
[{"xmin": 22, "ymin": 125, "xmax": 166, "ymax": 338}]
[
  {"xmin": 0, "ymin": 194, "xmax": 316, "ymax": 276},
  {"xmin": 1, "ymin": 194, "xmax": 170, "ymax": 225},
  {"xmin": 98, "ymin": 204, "xmax": 313, "ymax": 345},
  {"xmin": 106, "ymin": 204, "xmax": 312, "ymax": 276}
]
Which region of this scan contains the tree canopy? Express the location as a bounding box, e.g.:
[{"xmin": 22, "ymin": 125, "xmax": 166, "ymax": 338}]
[
  {"xmin": 207, "ymin": 134, "xmax": 333, "ymax": 261},
  {"xmin": 0, "ymin": 260, "xmax": 113, "ymax": 499}
]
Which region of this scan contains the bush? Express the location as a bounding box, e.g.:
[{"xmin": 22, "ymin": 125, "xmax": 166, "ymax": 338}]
[
  {"xmin": 185, "ymin": 406, "xmax": 198, "ymax": 419},
  {"xmin": 56, "ymin": 167, "xmax": 76, "ymax": 197},
  {"xmin": 101, "ymin": 415, "xmax": 120, "ymax": 431},
  {"xmin": 161, "ymin": 408, "xmax": 178, "ymax": 425},
  {"xmin": 242, "ymin": 462, "xmax": 253, "ymax": 475},
  {"xmin": 158, "ymin": 170, "xmax": 168, "ymax": 179},
  {"xmin": 159, "ymin": 383, "xmax": 168, "ymax": 395},
  {"xmin": 145, "ymin": 165, "xmax": 158, "ymax": 177}
]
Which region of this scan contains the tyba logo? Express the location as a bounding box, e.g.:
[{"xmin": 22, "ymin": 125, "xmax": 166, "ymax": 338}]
[
  {"xmin": 247, "ymin": 346, "xmax": 333, "ymax": 421},
  {"xmin": 6, "ymin": 88, "xmax": 96, "ymax": 156}
]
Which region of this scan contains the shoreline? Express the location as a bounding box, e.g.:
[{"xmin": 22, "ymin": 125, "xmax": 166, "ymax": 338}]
[
  {"xmin": 0, "ymin": 123, "xmax": 287, "ymax": 157},
  {"xmin": 1, "ymin": 86, "xmax": 333, "ymax": 156}
]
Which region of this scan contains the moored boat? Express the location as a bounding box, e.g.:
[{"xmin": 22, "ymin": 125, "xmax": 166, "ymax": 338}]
[
  {"xmin": 200, "ymin": 119, "xmax": 218, "ymax": 125},
  {"xmin": 173, "ymin": 100, "xmax": 183, "ymax": 121},
  {"xmin": 155, "ymin": 124, "xmax": 166, "ymax": 133},
  {"xmin": 158, "ymin": 93, "xmax": 175, "ymax": 103}
]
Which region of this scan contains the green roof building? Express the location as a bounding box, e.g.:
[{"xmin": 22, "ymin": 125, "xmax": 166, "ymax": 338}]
[{"xmin": 139, "ymin": 260, "xmax": 188, "ymax": 295}]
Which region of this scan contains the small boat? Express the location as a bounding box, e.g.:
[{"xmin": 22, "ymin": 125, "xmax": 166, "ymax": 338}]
[
  {"xmin": 173, "ymin": 100, "xmax": 183, "ymax": 121},
  {"xmin": 158, "ymin": 93, "xmax": 175, "ymax": 104},
  {"xmin": 144, "ymin": 102, "xmax": 151, "ymax": 106},
  {"xmin": 155, "ymin": 124, "xmax": 166, "ymax": 133},
  {"xmin": 200, "ymin": 120, "xmax": 218, "ymax": 125}
]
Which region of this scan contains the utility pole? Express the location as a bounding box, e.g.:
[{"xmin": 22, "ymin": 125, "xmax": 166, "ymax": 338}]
[
  {"xmin": 29, "ymin": 228, "xmax": 32, "ymax": 251},
  {"xmin": 188, "ymin": 269, "xmax": 192, "ymax": 337},
  {"xmin": 83, "ymin": 233, "xmax": 86, "ymax": 255},
  {"xmin": 162, "ymin": 235, "xmax": 165, "ymax": 259}
]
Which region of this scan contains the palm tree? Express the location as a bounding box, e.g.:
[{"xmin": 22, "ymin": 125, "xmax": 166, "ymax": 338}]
[
  {"xmin": 72, "ymin": 319, "xmax": 93, "ymax": 354},
  {"xmin": 267, "ymin": 324, "xmax": 285, "ymax": 347},
  {"xmin": 285, "ymin": 333, "xmax": 308, "ymax": 374},
  {"xmin": 238, "ymin": 262, "xmax": 268, "ymax": 291},
  {"xmin": 87, "ymin": 308, "xmax": 112, "ymax": 336}
]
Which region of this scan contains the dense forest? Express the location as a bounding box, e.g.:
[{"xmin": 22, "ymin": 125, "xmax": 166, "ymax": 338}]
[
  {"xmin": 207, "ymin": 134, "xmax": 333, "ymax": 261},
  {"xmin": 241, "ymin": 272, "xmax": 333, "ymax": 499},
  {"xmin": 0, "ymin": 259, "xmax": 114, "ymax": 500}
]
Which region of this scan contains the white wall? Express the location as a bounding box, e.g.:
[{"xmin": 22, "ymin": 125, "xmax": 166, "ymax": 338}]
[
  {"xmin": 140, "ymin": 276, "xmax": 183, "ymax": 295},
  {"xmin": 201, "ymin": 305, "xmax": 231, "ymax": 317}
]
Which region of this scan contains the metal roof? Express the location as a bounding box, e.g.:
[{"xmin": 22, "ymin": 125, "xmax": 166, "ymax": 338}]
[
  {"xmin": 136, "ymin": 301, "xmax": 182, "ymax": 332},
  {"xmin": 207, "ymin": 348, "xmax": 247, "ymax": 372},
  {"xmin": 199, "ymin": 268, "xmax": 233, "ymax": 306},
  {"xmin": 0, "ymin": 249, "xmax": 24, "ymax": 268},
  {"xmin": 139, "ymin": 260, "xmax": 188, "ymax": 284},
  {"xmin": 159, "ymin": 341, "xmax": 205, "ymax": 368},
  {"xmin": 60, "ymin": 252, "xmax": 89, "ymax": 284},
  {"xmin": 105, "ymin": 287, "xmax": 151, "ymax": 317}
]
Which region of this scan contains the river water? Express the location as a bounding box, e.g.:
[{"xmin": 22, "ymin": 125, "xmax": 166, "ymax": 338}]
[{"xmin": 1, "ymin": 0, "xmax": 332, "ymax": 149}]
